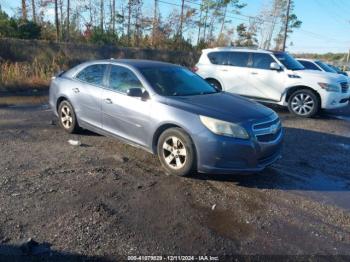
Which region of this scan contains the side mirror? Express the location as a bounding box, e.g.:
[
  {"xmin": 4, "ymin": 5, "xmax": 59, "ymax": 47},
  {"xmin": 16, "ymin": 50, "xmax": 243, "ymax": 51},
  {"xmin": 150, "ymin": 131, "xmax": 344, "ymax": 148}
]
[
  {"xmin": 270, "ymin": 62, "xmax": 281, "ymax": 71},
  {"xmin": 127, "ymin": 88, "xmax": 143, "ymax": 97},
  {"xmin": 126, "ymin": 88, "xmax": 150, "ymax": 100}
]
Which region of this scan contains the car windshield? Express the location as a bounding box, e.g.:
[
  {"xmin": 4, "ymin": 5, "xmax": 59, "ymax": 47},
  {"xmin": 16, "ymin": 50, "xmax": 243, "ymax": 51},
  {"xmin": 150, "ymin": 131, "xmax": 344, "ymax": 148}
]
[
  {"xmin": 274, "ymin": 52, "xmax": 305, "ymax": 71},
  {"xmin": 139, "ymin": 66, "xmax": 218, "ymax": 96},
  {"xmin": 315, "ymin": 61, "xmax": 337, "ymax": 73}
]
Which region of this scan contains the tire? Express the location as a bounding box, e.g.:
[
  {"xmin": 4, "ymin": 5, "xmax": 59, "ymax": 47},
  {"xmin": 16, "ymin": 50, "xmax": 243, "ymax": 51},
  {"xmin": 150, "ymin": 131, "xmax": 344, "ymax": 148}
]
[
  {"xmin": 58, "ymin": 100, "xmax": 79, "ymax": 133},
  {"xmin": 206, "ymin": 79, "xmax": 222, "ymax": 91},
  {"xmin": 288, "ymin": 89, "xmax": 320, "ymax": 118},
  {"xmin": 157, "ymin": 128, "xmax": 196, "ymax": 177}
]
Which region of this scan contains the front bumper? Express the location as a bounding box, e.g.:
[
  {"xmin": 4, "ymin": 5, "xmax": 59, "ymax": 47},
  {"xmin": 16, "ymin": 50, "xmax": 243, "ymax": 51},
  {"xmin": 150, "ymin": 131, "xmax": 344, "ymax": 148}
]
[
  {"xmin": 321, "ymin": 91, "xmax": 350, "ymax": 109},
  {"xmin": 194, "ymin": 128, "xmax": 283, "ymax": 174}
]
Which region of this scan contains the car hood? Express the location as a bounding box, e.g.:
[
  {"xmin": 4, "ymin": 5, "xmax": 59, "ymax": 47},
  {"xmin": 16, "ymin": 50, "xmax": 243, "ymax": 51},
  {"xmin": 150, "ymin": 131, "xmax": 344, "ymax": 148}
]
[
  {"xmin": 292, "ymin": 69, "xmax": 348, "ymax": 83},
  {"xmin": 164, "ymin": 92, "xmax": 275, "ymax": 123}
]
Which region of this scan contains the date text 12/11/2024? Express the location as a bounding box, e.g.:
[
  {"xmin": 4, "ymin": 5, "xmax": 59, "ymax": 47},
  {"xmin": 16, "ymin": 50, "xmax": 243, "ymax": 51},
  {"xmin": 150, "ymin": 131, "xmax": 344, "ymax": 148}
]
[{"xmin": 127, "ymin": 255, "xmax": 219, "ymax": 261}]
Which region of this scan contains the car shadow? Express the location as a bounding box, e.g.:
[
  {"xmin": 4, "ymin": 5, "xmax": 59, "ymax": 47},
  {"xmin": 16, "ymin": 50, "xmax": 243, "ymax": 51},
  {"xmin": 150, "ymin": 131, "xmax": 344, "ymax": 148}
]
[
  {"xmin": 265, "ymin": 103, "xmax": 350, "ymax": 120},
  {"xmin": 193, "ymin": 127, "xmax": 350, "ymax": 192},
  {"xmin": 78, "ymin": 128, "xmax": 102, "ymax": 137},
  {"xmin": 0, "ymin": 242, "xmax": 112, "ymax": 261}
]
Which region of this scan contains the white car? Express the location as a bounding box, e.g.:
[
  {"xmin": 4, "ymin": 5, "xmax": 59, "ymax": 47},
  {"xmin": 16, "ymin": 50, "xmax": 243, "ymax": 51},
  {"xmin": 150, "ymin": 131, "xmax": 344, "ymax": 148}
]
[
  {"xmin": 194, "ymin": 48, "xmax": 350, "ymax": 117},
  {"xmin": 297, "ymin": 58, "xmax": 344, "ymax": 75}
]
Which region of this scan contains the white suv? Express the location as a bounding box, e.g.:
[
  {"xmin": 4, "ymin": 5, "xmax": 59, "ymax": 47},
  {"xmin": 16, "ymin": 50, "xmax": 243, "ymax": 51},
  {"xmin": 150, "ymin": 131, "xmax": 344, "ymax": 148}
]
[{"xmin": 194, "ymin": 48, "xmax": 350, "ymax": 117}]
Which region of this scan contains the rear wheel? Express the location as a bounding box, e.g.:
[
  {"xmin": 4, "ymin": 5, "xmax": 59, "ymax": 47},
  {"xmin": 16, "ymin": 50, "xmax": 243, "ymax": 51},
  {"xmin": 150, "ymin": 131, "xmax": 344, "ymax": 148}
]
[
  {"xmin": 58, "ymin": 100, "xmax": 79, "ymax": 133},
  {"xmin": 206, "ymin": 79, "xmax": 222, "ymax": 91},
  {"xmin": 288, "ymin": 89, "xmax": 320, "ymax": 118},
  {"xmin": 157, "ymin": 128, "xmax": 196, "ymax": 177}
]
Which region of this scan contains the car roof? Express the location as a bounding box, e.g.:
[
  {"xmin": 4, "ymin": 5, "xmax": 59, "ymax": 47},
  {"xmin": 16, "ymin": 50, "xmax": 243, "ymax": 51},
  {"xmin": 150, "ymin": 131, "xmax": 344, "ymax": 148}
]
[
  {"xmin": 87, "ymin": 59, "xmax": 177, "ymax": 68},
  {"xmin": 201, "ymin": 47, "xmax": 273, "ymax": 54},
  {"xmin": 296, "ymin": 58, "xmax": 319, "ymax": 62}
]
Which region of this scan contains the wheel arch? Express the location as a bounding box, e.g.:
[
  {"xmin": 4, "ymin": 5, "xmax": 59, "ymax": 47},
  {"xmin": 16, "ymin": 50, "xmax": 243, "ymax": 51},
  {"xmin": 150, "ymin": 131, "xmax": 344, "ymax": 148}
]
[
  {"xmin": 205, "ymin": 77, "xmax": 224, "ymax": 90},
  {"xmin": 285, "ymin": 85, "xmax": 321, "ymax": 104},
  {"xmin": 56, "ymin": 96, "xmax": 70, "ymax": 111},
  {"xmin": 56, "ymin": 96, "xmax": 80, "ymax": 126},
  {"xmin": 152, "ymin": 123, "xmax": 196, "ymax": 155}
]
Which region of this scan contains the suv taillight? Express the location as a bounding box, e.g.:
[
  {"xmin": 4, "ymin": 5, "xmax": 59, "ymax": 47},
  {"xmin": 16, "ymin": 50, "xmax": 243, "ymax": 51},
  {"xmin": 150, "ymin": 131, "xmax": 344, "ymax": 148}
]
[{"xmin": 191, "ymin": 66, "xmax": 199, "ymax": 72}]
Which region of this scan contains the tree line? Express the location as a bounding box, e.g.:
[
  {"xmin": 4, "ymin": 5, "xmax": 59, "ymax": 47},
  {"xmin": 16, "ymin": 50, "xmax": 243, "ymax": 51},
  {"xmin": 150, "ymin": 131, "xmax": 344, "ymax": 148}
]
[{"xmin": 0, "ymin": 0, "xmax": 301, "ymax": 51}]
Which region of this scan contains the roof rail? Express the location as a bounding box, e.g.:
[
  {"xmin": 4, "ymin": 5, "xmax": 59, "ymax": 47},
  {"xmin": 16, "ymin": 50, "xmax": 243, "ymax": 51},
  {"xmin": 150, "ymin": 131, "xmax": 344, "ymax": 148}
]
[{"xmin": 214, "ymin": 46, "xmax": 260, "ymax": 50}]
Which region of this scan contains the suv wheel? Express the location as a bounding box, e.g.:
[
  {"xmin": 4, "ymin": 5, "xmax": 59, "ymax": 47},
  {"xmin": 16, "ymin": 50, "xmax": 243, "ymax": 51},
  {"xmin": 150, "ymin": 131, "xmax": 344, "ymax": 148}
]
[
  {"xmin": 157, "ymin": 128, "xmax": 196, "ymax": 177},
  {"xmin": 58, "ymin": 100, "xmax": 79, "ymax": 133},
  {"xmin": 288, "ymin": 89, "xmax": 320, "ymax": 118},
  {"xmin": 206, "ymin": 79, "xmax": 222, "ymax": 91}
]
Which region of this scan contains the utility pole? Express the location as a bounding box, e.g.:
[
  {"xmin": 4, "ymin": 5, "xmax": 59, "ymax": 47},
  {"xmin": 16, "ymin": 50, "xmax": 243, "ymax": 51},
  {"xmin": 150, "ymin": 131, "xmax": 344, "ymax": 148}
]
[
  {"xmin": 31, "ymin": 0, "xmax": 36, "ymax": 23},
  {"xmin": 112, "ymin": 0, "xmax": 116, "ymax": 35},
  {"xmin": 127, "ymin": 1, "xmax": 131, "ymax": 45},
  {"xmin": 178, "ymin": 0, "xmax": 185, "ymax": 40},
  {"xmin": 100, "ymin": 0, "xmax": 104, "ymax": 32},
  {"xmin": 54, "ymin": 0, "xmax": 59, "ymax": 42},
  {"xmin": 196, "ymin": 1, "xmax": 203, "ymax": 45},
  {"xmin": 67, "ymin": 0, "xmax": 70, "ymax": 41},
  {"xmin": 152, "ymin": 0, "xmax": 158, "ymax": 47},
  {"xmin": 282, "ymin": 0, "xmax": 291, "ymax": 51}
]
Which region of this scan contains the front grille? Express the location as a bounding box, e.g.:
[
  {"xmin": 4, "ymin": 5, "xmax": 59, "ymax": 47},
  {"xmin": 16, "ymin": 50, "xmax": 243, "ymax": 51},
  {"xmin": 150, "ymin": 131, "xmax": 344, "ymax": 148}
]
[
  {"xmin": 253, "ymin": 117, "xmax": 282, "ymax": 143},
  {"xmin": 256, "ymin": 130, "xmax": 282, "ymax": 142},
  {"xmin": 341, "ymin": 82, "xmax": 349, "ymax": 93},
  {"xmin": 253, "ymin": 117, "xmax": 279, "ymax": 130}
]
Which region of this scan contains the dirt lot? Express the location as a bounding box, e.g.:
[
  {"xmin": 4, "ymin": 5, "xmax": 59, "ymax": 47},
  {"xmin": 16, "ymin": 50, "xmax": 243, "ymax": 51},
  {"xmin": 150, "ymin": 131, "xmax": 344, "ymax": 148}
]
[{"xmin": 0, "ymin": 98, "xmax": 350, "ymax": 260}]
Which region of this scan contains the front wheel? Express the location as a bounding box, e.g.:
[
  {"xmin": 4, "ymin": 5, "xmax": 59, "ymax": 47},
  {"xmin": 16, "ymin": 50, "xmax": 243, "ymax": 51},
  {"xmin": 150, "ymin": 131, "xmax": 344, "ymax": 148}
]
[
  {"xmin": 157, "ymin": 128, "xmax": 196, "ymax": 177},
  {"xmin": 288, "ymin": 89, "xmax": 320, "ymax": 118}
]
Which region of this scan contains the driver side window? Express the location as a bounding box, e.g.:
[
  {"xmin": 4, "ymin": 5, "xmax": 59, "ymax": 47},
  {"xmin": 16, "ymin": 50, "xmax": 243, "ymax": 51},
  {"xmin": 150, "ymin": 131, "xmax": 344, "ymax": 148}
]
[
  {"xmin": 251, "ymin": 53, "xmax": 275, "ymax": 70},
  {"xmin": 108, "ymin": 65, "xmax": 143, "ymax": 93}
]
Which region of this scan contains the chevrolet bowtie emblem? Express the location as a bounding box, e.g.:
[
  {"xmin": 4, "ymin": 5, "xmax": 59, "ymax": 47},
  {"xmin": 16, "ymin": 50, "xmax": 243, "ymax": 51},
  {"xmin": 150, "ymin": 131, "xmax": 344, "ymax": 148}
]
[{"xmin": 270, "ymin": 124, "xmax": 278, "ymax": 134}]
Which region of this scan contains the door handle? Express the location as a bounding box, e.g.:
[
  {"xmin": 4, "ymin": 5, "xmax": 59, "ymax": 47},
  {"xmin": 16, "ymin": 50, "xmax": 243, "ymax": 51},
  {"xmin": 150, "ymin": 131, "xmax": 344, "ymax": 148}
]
[
  {"xmin": 251, "ymin": 72, "xmax": 258, "ymax": 75},
  {"xmin": 72, "ymin": 88, "xmax": 80, "ymax": 93},
  {"xmin": 104, "ymin": 98, "xmax": 112, "ymax": 104},
  {"xmin": 221, "ymin": 69, "xmax": 228, "ymax": 72}
]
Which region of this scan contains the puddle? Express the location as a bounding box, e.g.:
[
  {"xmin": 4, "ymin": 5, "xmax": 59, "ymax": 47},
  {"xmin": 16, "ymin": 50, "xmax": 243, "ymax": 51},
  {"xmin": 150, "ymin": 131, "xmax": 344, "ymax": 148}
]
[
  {"xmin": 325, "ymin": 114, "xmax": 350, "ymax": 122},
  {"xmin": 197, "ymin": 206, "xmax": 254, "ymax": 241},
  {"xmin": 271, "ymin": 165, "xmax": 350, "ymax": 210},
  {"xmin": 334, "ymin": 143, "xmax": 350, "ymax": 150}
]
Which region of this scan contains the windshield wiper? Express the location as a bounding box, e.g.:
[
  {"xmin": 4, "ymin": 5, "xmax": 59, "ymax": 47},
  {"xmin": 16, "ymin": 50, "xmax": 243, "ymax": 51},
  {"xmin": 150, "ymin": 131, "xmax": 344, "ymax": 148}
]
[{"xmin": 199, "ymin": 91, "xmax": 218, "ymax": 95}]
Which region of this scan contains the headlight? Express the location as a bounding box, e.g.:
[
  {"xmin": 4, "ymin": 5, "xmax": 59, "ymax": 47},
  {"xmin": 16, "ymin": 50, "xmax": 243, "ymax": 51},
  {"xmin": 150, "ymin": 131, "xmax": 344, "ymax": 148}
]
[
  {"xmin": 318, "ymin": 82, "xmax": 340, "ymax": 92},
  {"xmin": 199, "ymin": 115, "xmax": 249, "ymax": 139}
]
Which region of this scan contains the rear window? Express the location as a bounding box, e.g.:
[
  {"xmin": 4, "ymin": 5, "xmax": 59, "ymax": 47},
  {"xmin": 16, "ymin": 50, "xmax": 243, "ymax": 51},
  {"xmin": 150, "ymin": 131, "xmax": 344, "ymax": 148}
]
[
  {"xmin": 207, "ymin": 51, "xmax": 250, "ymax": 67},
  {"xmin": 298, "ymin": 60, "xmax": 320, "ymax": 71},
  {"xmin": 76, "ymin": 64, "xmax": 108, "ymax": 86},
  {"xmin": 207, "ymin": 52, "xmax": 229, "ymax": 65}
]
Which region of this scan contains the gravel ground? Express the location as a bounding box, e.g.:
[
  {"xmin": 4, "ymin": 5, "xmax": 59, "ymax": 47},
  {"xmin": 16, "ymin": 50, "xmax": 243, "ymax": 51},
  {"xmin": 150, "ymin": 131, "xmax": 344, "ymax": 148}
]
[{"xmin": 0, "ymin": 101, "xmax": 349, "ymax": 261}]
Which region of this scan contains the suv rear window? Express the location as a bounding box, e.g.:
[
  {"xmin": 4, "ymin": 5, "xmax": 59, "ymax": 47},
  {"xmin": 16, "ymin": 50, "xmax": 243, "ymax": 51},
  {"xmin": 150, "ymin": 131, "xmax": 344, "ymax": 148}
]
[
  {"xmin": 207, "ymin": 52, "xmax": 230, "ymax": 65},
  {"xmin": 207, "ymin": 51, "xmax": 250, "ymax": 67}
]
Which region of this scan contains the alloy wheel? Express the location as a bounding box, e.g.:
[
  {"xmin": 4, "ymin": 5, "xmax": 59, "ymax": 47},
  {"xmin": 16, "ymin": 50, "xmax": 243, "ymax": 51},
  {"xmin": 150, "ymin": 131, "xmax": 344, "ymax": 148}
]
[
  {"xmin": 162, "ymin": 136, "xmax": 187, "ymax": 170},
  {"xmin": 60, "ymin": 105, "xmax": 73, "ymax": 129},
  {"xmin": 291, "ymin": 93, "xmax": 315, "ymax": 116}
]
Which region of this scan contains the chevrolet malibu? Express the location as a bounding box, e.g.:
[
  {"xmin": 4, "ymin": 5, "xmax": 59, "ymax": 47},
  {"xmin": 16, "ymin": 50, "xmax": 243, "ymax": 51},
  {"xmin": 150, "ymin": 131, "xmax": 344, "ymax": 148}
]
[{"xmin": 49, "ymin": 59, "xmax": 283, "ymax": 176}]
